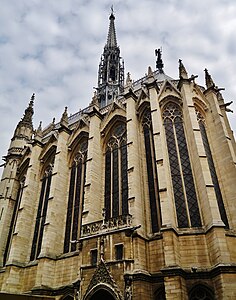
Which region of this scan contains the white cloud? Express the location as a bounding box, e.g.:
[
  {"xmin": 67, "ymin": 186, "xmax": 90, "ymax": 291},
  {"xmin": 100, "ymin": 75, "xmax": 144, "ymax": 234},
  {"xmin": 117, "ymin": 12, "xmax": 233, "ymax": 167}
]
[{"xmin": 0, "ymin": 0, "xmax": 236, "ymax": 176}]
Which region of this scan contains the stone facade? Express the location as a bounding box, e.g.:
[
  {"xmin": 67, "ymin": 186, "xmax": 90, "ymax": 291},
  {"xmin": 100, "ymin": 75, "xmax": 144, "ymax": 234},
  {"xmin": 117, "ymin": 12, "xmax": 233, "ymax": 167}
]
[{"xmin": 0, "ymin": 12, "xmax": 236, "ymax": 300}]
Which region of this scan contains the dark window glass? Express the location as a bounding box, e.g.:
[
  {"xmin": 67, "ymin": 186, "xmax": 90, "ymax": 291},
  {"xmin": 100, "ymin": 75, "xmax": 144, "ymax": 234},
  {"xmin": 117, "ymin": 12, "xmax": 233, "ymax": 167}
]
[
  {"xmin": 189, "ymin": 284, "xmax": 214, "ymax": 300},
  {"xmin": 115, "ymin": 244, "xmax": 123, "ymax": 260},
  {"xmin": 3, "ymin": 177, "xmax": 26, "ymax": 265},
  {"xmin": 142, "ymin": 108, "xmax": 161, "ymax": 233},
  {"xmin": 64, "ymin": 139, "xmax": 88, "ymax": 253},
  {"xmin": 195, "ymin": 108, "xmax": 229, "ymax": 228},
  {"xmin": 91, "ymin": 249, "xmax": 98, "ymax": 266},
  {"xmin": 30, "ymin": 163, "xmax": 53, "ymax": 261},
  {"xmin": 104, "ymin": 123, "xmax": 128, "ymax": 219},
  {"xmin": 155, "ymin": 287, "xmax": 166, "ymax": 300},
  {"xmin": 163, "ymin": 103, "xmax": 201, "ymax": 228}
]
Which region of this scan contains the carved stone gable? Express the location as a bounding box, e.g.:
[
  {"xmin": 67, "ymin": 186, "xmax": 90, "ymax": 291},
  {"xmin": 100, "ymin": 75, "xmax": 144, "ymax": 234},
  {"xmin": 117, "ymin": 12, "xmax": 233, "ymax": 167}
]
[{"xmin": 84, "ymin": 259, "xmax": 123, "ymax": 299}]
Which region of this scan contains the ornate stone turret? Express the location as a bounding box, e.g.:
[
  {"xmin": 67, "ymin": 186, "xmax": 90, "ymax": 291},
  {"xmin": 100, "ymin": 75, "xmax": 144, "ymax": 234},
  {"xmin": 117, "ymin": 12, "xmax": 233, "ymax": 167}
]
[
  {"xmin": 7, "ymin": 93, "xmax": 35, "ymax": 158},
  {"xmin": 97, "ymin": 9, "xmax": 124, "ymax": 108}
]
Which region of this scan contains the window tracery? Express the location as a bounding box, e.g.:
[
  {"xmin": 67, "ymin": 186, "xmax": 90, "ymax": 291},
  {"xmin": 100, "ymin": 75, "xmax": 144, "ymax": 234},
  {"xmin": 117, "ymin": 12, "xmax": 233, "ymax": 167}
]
[
  {"xmin": 104, "ymin": 123, "xmax": 128, "ymax": 219},
  {"xmin": 30, "ymin": 162, "xmax": 54, "ymax": 261},
  {"xmin": 64, "ymin": 139, "xmax": 88, "ymax": 253},
  {"xmin": 163, "ymin": 102, "xmax": 201, "ymax": 228},
  {"xmin": 141, "ymin": 107, "xmax": 161, "ymax": 233},
  {"xmin": 195, "ymin": 107, "xmax": 229, "ymax": 228},
  {"xmin": 3, "ymin": 176, "xmax": 26, "ymax": 265}
]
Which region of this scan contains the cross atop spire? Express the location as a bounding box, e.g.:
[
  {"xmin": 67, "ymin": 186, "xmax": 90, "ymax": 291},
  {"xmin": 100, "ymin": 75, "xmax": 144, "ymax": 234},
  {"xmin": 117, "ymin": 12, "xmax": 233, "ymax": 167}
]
[{"xmin": 106, "ymin": 7, "xmax": 117, "ymax": 48}]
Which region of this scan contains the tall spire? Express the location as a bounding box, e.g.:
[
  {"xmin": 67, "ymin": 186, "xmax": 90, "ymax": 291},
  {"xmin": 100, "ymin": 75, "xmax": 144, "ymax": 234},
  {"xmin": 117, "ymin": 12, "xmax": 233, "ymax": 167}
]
[
  {"xmin": 16, "ymin": 93, "xmax": 34, "ymax": 132},
  {"xmin": 106, "ymin": 8, "xmax": 117, "ymax": 48},
  {"xmin": 97, "ymin": 10, "xmax": 124, "ymax": 108},
  {"xmin": 8, "ymin": 93, "xmax": 35, "ymax": 157}
]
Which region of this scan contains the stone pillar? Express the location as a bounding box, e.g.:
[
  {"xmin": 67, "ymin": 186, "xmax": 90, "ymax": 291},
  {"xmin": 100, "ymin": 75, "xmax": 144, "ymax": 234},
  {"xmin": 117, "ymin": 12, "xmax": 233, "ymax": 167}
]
[
  {"xmin": 0, "ymin": 158, "xmax": 19, "ymax": 266},
  {"xmin": 83, "ymin": 107, "xmax": 103, "ymax": 223},
  {"xmin": 125, "ymin": 91, "xmax": 145, "ymax": 234},
  {"xmin": 179, "ymin": 79, "xmax": 224, "ymax": 228},
  {"xmin": 204, "ymin": 88, "xmax": 236, "ymax": 228},
  {"xmin": 39, "ymin": 127, "xmax": 70, "ymax": 258},
  {"xmin": 7, "ymin": 142, "xmax": 42, "ymax": 265},
  {"xmin": 164, "ymin": 275, "xmax": 188, "ymax": 300},
  {"xmin": 147, "ymin": 79, "xmax": 175, "ymax": 228}
]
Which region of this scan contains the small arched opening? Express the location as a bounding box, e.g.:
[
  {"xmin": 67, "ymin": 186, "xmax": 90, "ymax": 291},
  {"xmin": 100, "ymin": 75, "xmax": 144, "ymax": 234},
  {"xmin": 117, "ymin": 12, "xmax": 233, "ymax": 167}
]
[{"xmin": 89, "ymin": 289, "xmax": 116, "ymax": 300}]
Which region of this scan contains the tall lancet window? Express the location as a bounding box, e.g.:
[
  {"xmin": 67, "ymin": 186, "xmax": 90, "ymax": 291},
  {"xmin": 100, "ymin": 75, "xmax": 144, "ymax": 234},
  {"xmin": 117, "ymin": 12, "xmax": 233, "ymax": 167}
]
[
  {"xmin": 3, "ymin": 176, "xmax": 26, "ymax": 266},
  {"xmin": 30, "ymin": 162, "xmax": 54, "ymax": 261},
  {"xmin": 195, "ymin": 108, "xmax": 229, "ymax": 228},
  {"xmin": 104, "ymin": 123, "xmax": 128, "ymax": 219},
  {"xmin": 142, "ymin": 108, "xmax": 161, "ymax": 233},
  {"xmin": 163, "ymin": 102, "xmax": 202, "ymax": 228},
  {"xmin": 64, "ymin": 139, "xmax": 88, "ymax": 253}
]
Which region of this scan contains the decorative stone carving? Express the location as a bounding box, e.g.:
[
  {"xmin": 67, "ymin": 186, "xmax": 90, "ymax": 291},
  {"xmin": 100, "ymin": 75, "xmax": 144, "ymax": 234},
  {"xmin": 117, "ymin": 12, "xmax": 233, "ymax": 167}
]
[
  {"xmin": 84, "ymin": 259, "xmax": 123, "ymax": 300},
  {"xmin": 82, "ymin": 214, "xmax": 132, "ymax": 237},
  {"xmin": 124, "ymin": 276, "xmax": 132, "ymax": 300}
]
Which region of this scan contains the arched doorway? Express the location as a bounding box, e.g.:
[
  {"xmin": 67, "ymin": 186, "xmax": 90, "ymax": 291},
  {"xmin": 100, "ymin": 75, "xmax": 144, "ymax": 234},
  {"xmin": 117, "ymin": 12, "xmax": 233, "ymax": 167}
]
[{"xmin": 89, "ymin": 289, "xmax": 116, "ymax": 300}]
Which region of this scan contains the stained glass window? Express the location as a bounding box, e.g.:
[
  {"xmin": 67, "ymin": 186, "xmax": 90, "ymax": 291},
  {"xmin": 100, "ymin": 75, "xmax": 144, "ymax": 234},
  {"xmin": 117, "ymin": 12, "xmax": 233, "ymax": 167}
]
[
  {"xmin": 163, "ymin": 102, "xmax": 201, "ymax": 228},
  {"xmin": 104, "ymin": 123, "xmax": 128, "ymax": 219},
  {"xmin": 142, "ymin": 108, "xmax": 162, "ymax": 233},
  {"xmin": 3, "ymin": 177, "xmax": 26, "ymax": 266},
  {"xmin": 30, "ymin": 162, "xmax": 54, "ymax": 261},
  {"xmin": 64, "ymin": 139, "xmax": 88, "ymax": 253},
  {"xmin": 195, "ymin": 108, "xmax": 229, "ymax": 228}
]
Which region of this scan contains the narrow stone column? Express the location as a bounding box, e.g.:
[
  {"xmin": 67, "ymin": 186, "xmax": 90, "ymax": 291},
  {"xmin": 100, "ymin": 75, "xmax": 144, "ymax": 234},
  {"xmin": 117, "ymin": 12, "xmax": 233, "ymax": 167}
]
[
  {"xmin": 39, "ymin": 128, "xmax": 70, "ymax": 258},
  {"xmin": 147, "ymin": 79, "xmax": 175, "ymax": 228},
  {"xmin": 125, "ymin": 91, "xmax": 145, "ymax": 234},
  {"xmin": 204, "ymin": 88, "xmax": 236, "ymax": 228},
  {"xmin": 83, "ymin": 107, "xmax": 103, "ymax": 223},
  {"xmin": 7, "ymin": 143, "xmax": 42, "ymax": 265},
  {"xmin": 0, "ymin": 158, "xmax": 19, "ymax": 266},
  {"xmin": 180, "ymin": 79, "xmax": 224, "ymax": 228}
]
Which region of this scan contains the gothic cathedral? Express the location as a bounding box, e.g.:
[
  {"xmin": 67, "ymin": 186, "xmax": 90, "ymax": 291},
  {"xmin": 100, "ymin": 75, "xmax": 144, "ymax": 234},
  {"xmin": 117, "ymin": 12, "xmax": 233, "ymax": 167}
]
[{"xmin": 0, "ymin": 12, "xmax": 236, "ymax": 300}]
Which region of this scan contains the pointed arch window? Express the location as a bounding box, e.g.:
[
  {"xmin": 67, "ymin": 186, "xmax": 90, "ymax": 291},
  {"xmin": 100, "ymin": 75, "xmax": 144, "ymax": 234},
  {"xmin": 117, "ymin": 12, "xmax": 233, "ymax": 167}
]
[
  {"xmin": 64, "ymin": 139, "xmax": 88, "ymax": 253},
  {"xmin": 189, "ymin": 284, "xmax": 214, "ymax": 300},
  {"xmin": 142, "ymin": 107, "xmax": 162, "ymax": 233},
  {"xmin": 104, "ymin": 123, "xmax": 128, "ymax": 219},
  {"xmin": 3, "ymin": 176, "xmax": 26, "ymax": 266},
  {"xmin": 163, "ymin": 102, "xmax": 201, "ymax": 228},
  {"xmin": 195, "ymin": 108, "xmax": 229, "ymax": 228},
  {"xmin": 30, "ymin": 162, "xmax": 54, "ymax": 261}
]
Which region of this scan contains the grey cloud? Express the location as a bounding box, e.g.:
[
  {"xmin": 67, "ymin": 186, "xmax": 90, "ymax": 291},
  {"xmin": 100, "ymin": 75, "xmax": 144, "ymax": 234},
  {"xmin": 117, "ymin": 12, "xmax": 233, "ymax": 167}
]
[{"xmin": 0, "ymin": 0, "xmax": 236, "ymax": 175}]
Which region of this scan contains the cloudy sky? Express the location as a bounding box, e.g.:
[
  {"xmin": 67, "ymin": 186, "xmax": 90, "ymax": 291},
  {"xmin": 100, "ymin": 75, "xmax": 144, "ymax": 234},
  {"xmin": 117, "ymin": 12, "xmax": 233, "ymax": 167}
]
[{"xmin": 0, "ymin": 0, "xmax": 236, "ymax": 173}]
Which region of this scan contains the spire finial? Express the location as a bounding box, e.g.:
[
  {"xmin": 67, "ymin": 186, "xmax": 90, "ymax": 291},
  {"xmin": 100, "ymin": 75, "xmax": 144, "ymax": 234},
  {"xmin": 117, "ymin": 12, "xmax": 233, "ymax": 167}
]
[
  {"xmin": 107, "ymin": 8, "xmax": 117, "ymax": 47},
  {"xmin": 155, "ymin": 48, "xmax": 164, "ymax": 73},
  {"xmin": 179, "ymin": 59, "xmax": 188, "ymax": 79},
  {"xmin": 204, "ymin": 68, "xmax": 215, "ymax": 89}
]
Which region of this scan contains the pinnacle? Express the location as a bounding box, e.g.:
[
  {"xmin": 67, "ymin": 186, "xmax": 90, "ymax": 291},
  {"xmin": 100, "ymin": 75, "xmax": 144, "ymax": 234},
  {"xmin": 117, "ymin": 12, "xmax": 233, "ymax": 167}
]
[
  {"xmin": 178, "ymin": 59, "xmax": 188, "ymax": 79},
  {"xmin": 204, "ymin": 68, "xmax": 215, "ymax": 89}
]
